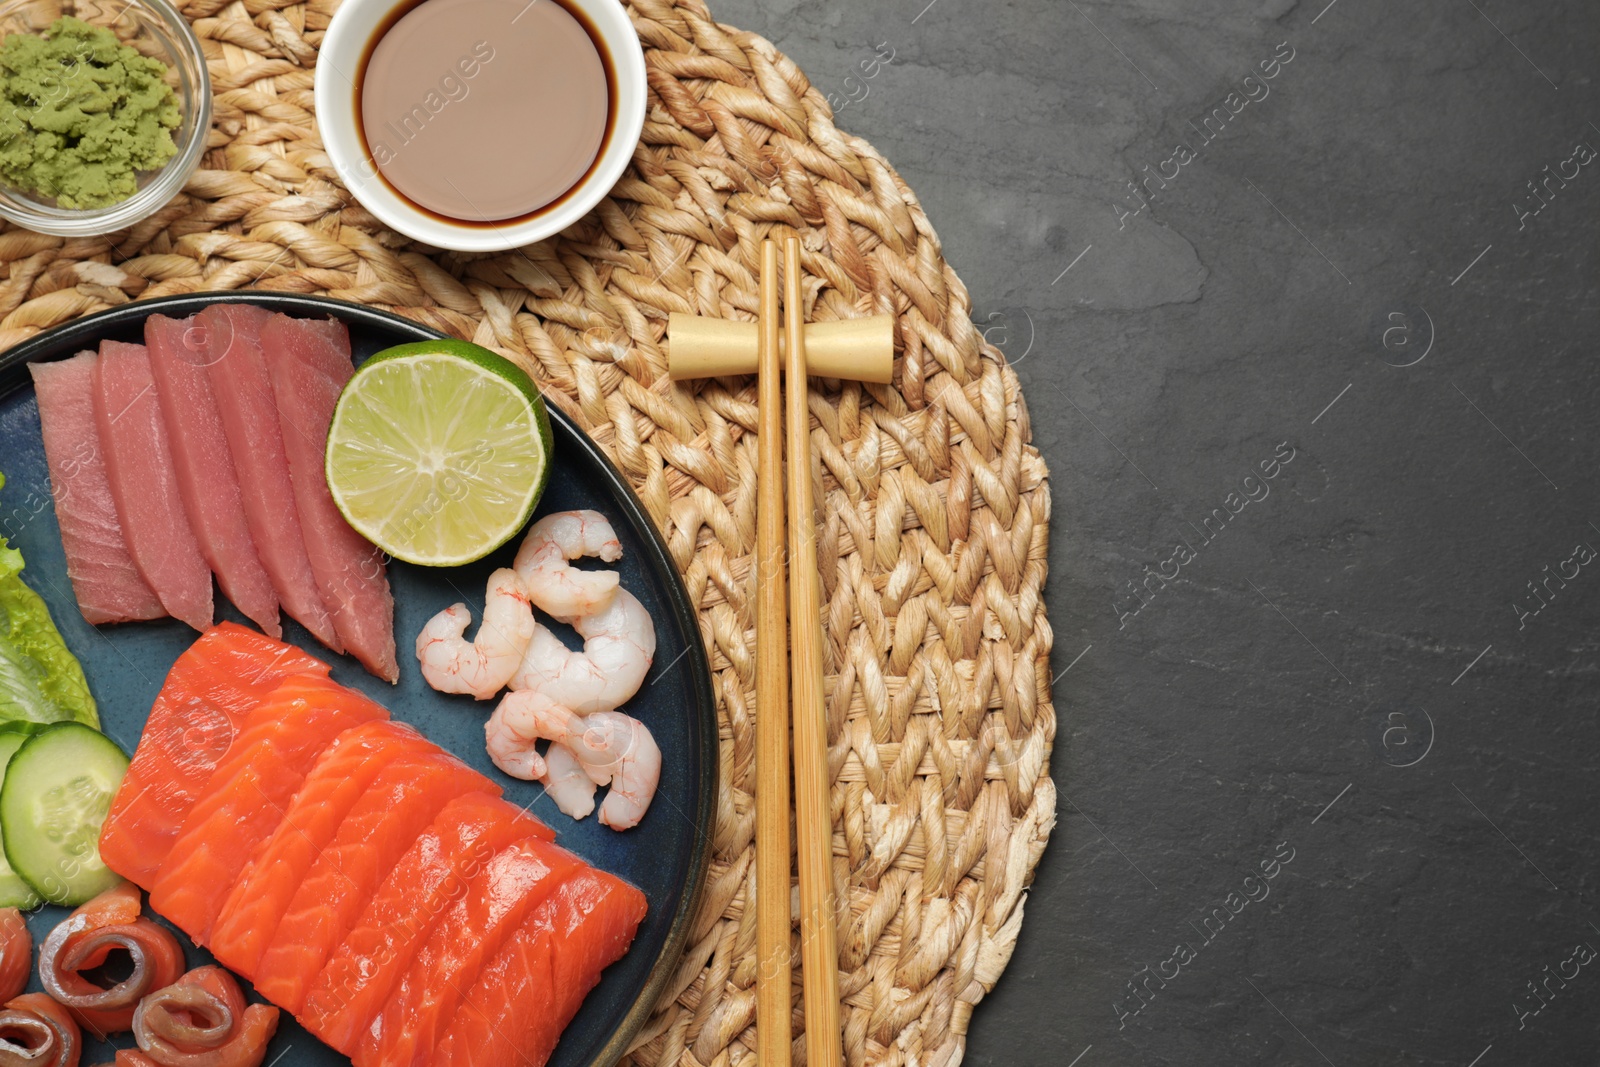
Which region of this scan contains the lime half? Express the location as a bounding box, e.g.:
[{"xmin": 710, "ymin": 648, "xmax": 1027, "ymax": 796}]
[{"xmin": 326, "ymin": 340, "xmax": 553, "ymax": 567}]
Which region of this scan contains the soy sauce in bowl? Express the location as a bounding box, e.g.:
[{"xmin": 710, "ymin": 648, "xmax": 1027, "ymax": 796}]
[
  {"xmin": 316, "ymin": 0, "xmax": 644, "ymax": 251},
  {"xmin": 356, "ymin": 0, "xmax": 616, "ymax": 226}
]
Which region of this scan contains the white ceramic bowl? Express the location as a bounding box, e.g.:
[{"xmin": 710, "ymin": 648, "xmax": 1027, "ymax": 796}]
[{"xmin": 316, "ymin": 0, "xmax": 645, "ymax": 253}]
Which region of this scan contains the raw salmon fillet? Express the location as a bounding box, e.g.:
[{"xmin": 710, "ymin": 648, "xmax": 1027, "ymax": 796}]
[
  {"xmin": 145, "ymin": 314, "xmax": 281, "ymax": 638},
  {"xmin": 200, "ymin": 304, "xmax": 339, "ymax": 651},
  {"xmin": 431, "ymin": 867, "xmax": 647, "ymax": 1067},
  {"xmin": 357, "ymin": 836, "xmax": 588, "ymax": 1067},
  {"xmin": 260, "ymin": 314, "xmax": 397, "ymax": 682},
  {"xmin": 148, "ymin": 674, "xmax": 387, "ymax": 941},
  {"xmin": 301, "ymin": 792, "xmax": 554, "ymax": 1054},
  {"xmin": 252, "ymin": 751, "xmax": 497, "ymax": 1013},
  {"xmin": 92, "ymin": 340, "xmax": 213, "ymax": 632},
  {"xmin": 100, "ymin": 623, "xmax": 329, "ymax": 887},
  {"xmin": 208, "ymin": 719, "xmax": 440, "ymax": 979},
  {"xmin": 28, "ymin": 354, "xmax": 164, "ymax": 624}
]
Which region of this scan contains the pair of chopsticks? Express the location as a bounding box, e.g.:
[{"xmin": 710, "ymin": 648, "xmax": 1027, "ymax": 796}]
[
  {"xmin": 754, "ymin": 237, "xmax": 841, "ymax": 1067},
  {"xmin": 669, "ymin": 239, "xmax": 891, "ymax": 1063}
]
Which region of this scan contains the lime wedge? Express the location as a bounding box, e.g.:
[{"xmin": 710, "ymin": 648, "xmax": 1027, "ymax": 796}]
[{"xmin": 326, "ymin": 340, "xmax": 553, "ymax": 567}]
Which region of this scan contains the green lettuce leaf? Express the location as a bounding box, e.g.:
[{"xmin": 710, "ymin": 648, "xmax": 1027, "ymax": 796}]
[{"xmin": 0, "ymin": 472, "xmax": 98, "ymax": 728}]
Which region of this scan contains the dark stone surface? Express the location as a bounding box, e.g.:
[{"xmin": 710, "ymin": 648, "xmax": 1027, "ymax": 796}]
[{"xmin": 710, "ymin": 0, "xmax": 1600, "ymax": 1062}]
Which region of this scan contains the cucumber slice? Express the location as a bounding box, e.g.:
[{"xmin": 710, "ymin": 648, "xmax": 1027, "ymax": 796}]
[
  {"xmin": 1, "ymin": 723, "xmax": 128, "ymax": 905},
  {"xmin": 0, "ymin": 730, "xmax": 41, "ymax": 909}
]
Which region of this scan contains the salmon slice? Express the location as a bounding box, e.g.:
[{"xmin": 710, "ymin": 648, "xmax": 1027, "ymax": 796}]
[
  {"xmin": 99, "ymin": 623, "xmax": 328, "ymax": 888},
  {"xmin": 260, "ymin": 314, "xmax": 397, "ymax": 682},
  {"xmin": 300, "ymin": 792, "xmax": 554, "ymax": 1054},
  {"xmin": 208, "ymin": 719, "xmax": 440, "ymax": 980},
  {"xmin": 431, "ymin": 868, "xmax": 647, "ymax": 1067},
  {"xmin": 0, "ymin": 908, "xmax": 29, "ymax": 1005},
  {"xmin": 357, "ymin": 837, "xmax": 588, "ymax": 1067},
  {"xmin": 145, "ymin": 314, "xmax": 281, "ymax": 638},
  {"xmin": 39, "ymin": 882, "xmax": 185, "ymax": 1038},
  {"xmin": 147, "ymin": 675, "xmax": 387, "ymax": 942},
  {"xmin": 28, "ymin": 353, "xmax": 165, "ymax": 624},
  {"xmin": 252, "ymin": 752, "xmax": 498, "ymax": 1013},
  {"xmin": 200, "ymin": 304, "xmax": 339, "ymax": 651},
  {"xmin": 134, "ymin": 965, "xmax": 279, "ymax": 1066},
  {"xmin": 92, "ymin": 340, "xmax": 214, "ymax": 632}
]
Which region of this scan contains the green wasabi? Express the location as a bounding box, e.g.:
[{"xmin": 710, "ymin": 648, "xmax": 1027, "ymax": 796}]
[{"xmin": 0, "ymin": 16, "xmax": 181, "ymax": 208}]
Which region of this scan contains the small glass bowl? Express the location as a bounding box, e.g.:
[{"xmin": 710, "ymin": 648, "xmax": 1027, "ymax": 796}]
[{"xmin": 0, "ymin": 0, "xmax": 211, "ymax": 236}]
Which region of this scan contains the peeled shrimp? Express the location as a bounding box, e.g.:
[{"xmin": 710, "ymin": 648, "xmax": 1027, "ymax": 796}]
[
  {"xmin": 484, "ymin": 690, "xmax": 586, "ymax": 780},
  {"xmin": 572, "ymin": 710, "xmax": 661, "ymax": 831},
  {"xmin": 416, "ymin": 568, "xmax": 534, "ymax": 699},
  {"xmin": 540, "ymin": 742, "xmax": 597, "ymax": 820},
  {"xmin": 484, "ymin": 690, "xmax": 660, "ymax": 829},
  {"xmin": 514, "ymin": 510, "xmax": 622, "ymax": 621},
  {"xmin": 510, "ymin": 587, "xmax": 655, "ymax": 714},
  {"xmin": 484, "ymin": 703, "xmax": 547, "ymax": 781}
]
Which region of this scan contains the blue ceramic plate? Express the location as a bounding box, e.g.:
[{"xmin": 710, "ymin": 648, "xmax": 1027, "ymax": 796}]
[{"xmin": 0, "ymin": 292, "xmax": 717, "ymax": 1066}]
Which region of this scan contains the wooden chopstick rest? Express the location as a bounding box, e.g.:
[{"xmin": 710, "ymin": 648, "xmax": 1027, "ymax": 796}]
[{"xmin": 667, "ymin": 312, "xmax": 894, "ymax": 382}]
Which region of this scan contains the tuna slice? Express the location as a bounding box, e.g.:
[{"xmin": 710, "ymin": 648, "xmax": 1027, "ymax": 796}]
[
  {"xmin": 300, "ymin": 792, "xmax": 555, "ymax": 1055},
  {"xmin": 28, "ymin": 354, "xmax": 164, "ymax": 625},
  {"xmin": 99, "ymin": 623, "xmax": 329, "ymax": 889},
  {"xmin": 145, "ymin": 314, "xmax": 281, "ymax": 638},
  {"xmin": 260, "ymin": 314, "xmax": 397, "ymax": 681},
  {"xmin": 429, "ymin": 867, "xmax": 647, "ymax": 1067},
  {"xmin": 92, "ymin": 340, "xmax": 213, "ymax": 632},
  {"xmin": 147, "ymin": 674, "xmax": 387, "ymax": 942},
  {"xmin": 357, "ymin": 836, "xmax": 587, "ymax": 1067},
  {"xmin": 199, "ymin": 304, "xmax": 341, "ymax": 652}
]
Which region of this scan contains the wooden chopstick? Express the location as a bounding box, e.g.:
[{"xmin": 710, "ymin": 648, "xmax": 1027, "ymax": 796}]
[
  {"xmin": 784, "ymin": 236, "xmax": 843, "ymax": 1067},
  {"xmin": 754, "ymin": 239, "xmax": 792, "ymax": 1067}
]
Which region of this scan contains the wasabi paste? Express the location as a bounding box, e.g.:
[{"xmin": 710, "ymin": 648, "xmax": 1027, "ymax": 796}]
[{"xmin": 0, "ymin": 17, "xmax": 181, "ymax": 209}]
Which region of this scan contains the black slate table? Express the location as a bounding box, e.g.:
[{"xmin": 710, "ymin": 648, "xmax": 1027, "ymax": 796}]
[{"xmin": 714, "ymin": 0, "xmax": 1600, "ymax": 1063}]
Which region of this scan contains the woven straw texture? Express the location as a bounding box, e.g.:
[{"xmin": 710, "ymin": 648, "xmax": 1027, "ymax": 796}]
[{"xmin": 0, "ymin": 0, "xmax": 1057, "ymax": 1063}]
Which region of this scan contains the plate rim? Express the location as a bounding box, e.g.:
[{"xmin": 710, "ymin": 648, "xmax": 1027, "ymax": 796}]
[{"xmin": 0, "ymin": 290, "xmax": 718, "ymax": 1067}]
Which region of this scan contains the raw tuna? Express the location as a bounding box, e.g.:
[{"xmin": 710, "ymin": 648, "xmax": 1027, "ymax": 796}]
[
  {"xmin": 300, "ymin": 792, "xmax": 554, "ymax": 1054},
  {"xmin": 260, "ymin": 314, "xmax": 397, "ymax": 681},
  {"xmin": 207, "ymin": 720, "xmax": 443, "ymax": 980},
  {"xmin": 252, "ymin": 752, "xmax": 496, "ymax": 1013},
  {"xmin": 29, "ymin": 354, "xmax": 164, "ymax": 624},
  {"xmin": 199, "ymin": 304, "xmax": 340, "ymax": 651},
  {"xmin": 99, "ymin": 623, "xmax": 329, "ymax": 887},
  {"xmin": 145, "ymin": 314, "xmax": 281, "ymax": 638},
  {"xmin": 147, "ymin": 674, "xmax": 387, "ymax": 941},
  {"xmin": 92, "ymin": 340, "xmax": 214, "ymax": 632},
  {"xmin": 357, "ymin": 837, "xmax": 587, "ymax": 1067},
  {"xmin": 430, "ymin": 868, "xmax": 647, "ymax": 1067}
]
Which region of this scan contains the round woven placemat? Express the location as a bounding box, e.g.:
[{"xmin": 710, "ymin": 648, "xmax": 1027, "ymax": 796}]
[{"xmin": 0, "ymin": 0, "xmax": 1056, "ymax": 1063}]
